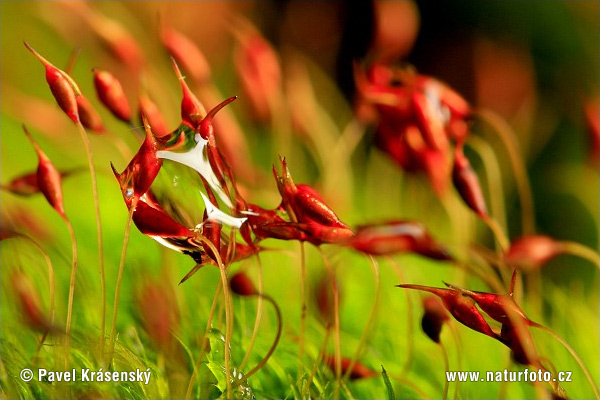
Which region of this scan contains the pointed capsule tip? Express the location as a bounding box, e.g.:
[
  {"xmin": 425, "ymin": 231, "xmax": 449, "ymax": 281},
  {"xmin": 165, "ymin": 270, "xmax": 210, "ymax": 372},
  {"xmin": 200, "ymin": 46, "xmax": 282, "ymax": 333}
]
[
  {"xmin": 204, "ymin": 96, "xmax": 237, "ymax": 122},
  {"xmin": 110, "ymin": 162, "xmax": 120, "ymax": 179},
  {"xmin": 171, "ymin": 57, "xmax": 184, "ymax": 79},
  {"xmin": 24, "ymin": 41, "xmax": 51, "ymax": 67}
]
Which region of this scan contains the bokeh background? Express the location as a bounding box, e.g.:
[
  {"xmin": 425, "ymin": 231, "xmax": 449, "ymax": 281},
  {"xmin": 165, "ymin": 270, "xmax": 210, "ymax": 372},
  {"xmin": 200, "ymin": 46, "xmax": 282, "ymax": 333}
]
[{"xmin": 1, "ymin": 2, "xmax": 598, "ymax": 399}]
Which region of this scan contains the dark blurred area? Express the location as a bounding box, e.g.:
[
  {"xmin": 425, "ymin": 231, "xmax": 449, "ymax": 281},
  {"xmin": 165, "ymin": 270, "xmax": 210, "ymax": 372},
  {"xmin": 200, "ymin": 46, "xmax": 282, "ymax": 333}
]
[{"xmin": 253, "ymin": 0, "xmax": 599, "ymax": 285}]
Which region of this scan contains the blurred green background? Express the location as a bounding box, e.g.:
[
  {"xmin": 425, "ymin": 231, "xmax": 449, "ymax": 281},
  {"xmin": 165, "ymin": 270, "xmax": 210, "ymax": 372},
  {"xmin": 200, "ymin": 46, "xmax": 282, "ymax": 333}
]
[{"xmin": 1, "ymin": 2, "xmax": 598, "ymax": 399}]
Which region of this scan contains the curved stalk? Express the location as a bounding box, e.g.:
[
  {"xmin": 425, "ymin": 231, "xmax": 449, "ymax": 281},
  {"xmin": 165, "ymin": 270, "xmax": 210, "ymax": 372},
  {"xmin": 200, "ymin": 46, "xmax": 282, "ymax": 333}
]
[
  {"xmin": 75, "ymin": 121, "xmax": 105, "ymax": 354},
  {"xmin": 387, "ymin": 256, "xmax": 414, "ymax": 373},
  {"xmin": 386, "ymin": 371, "xmax": 432, "ymax": 399},
  {"xmin": 560, "ymin": 241, "xmax": 600, "ymax": 269},
  {"xmin": 63, "ymin": 216, "xmax": 78, "ymax": 369},
  {"xmin": 185, "ymin": 281, "xmax": 223, "ymax": 399},
  {"xmin": 232, "ymin": 294, "xmax": 282, "ymax": 387},
  {"xmin": 107, "ymin": 201, "xmax": 135, "ymax": 366},
  {"xmin": 298, "ymin": 241, "xmax": 307, "ymax": 379},
  {"xmin": 475, "ymin": 109, "xmax": 535, "ymax": 235},
  {"xmin": 536, "ymin": 325, "xmax": 600, "ymax": 399},
  {"xmin": 497, "ymin": 354, "xmax": 512, "ymax": 400},
  {"xmin": 303, "ymin": 324, "xmax": 332, "ymax": 399},
  {"xmin": 539, "ymin": 356, "xmax": 564, "ymax": 395},
  {"xmin": 195, "ymin": 235, "xmax": 234, "ymax": 399},
  {"xmin": 438, "ymin": 341, "xmax": 450, "ymax": 400},
  {"xmin": 448, "ymin": 322, "xmax": 463, "ymax": 398},
  {"xmin": 239, "ymin": 254, "xmax": 265, "ymax": 370},
  {"xmin": 467, "ymin": 246, "xmax": 514, "ymax": 294},
  {"xmin": 8, "ymin": 236, "xmax": 56, "ymax": 363},
  {"xmin": 319, "ymin": 248, "xmax": 341, "ymax": 398},
  {"xmin": 342, "ymin": 255, "xmax": 381, "ymax": 383},
  {"xmin": 482, "ymin": 215, "xmax": 510, "ymax": 251},
  {"xmin": 467, "ymin": 135, "xmax": 508, "ymax": 251}
]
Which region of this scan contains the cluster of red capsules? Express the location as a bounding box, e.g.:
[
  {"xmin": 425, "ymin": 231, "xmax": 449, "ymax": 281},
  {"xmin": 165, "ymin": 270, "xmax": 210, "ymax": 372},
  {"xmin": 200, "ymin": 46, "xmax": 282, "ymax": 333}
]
[{"xmin": 3, "ymin": 13, "xmax": 594, "ymax": 396}]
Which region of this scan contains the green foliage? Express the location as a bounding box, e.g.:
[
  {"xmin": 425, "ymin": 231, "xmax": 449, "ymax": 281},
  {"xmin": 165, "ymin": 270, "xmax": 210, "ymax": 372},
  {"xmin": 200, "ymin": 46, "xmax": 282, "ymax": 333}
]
[{"xmin": 1, "ymin": 2, "xmax": 599, "ymax": 400}]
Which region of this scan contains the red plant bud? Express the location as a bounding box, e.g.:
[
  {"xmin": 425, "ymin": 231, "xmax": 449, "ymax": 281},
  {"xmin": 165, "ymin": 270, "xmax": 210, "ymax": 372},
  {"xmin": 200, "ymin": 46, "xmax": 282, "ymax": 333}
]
[
  {"xmin": 230, "ymin": 271, "xmax": 257, "ymax": 296},
  {"xmin": 294, "ymin": 185, "xmax": 350, "ymax": 230},
  {"xmin": 272, "ymin": 158, "xmax": 351, "ymax": 235},
  {"xmin": 504, "ymin": 235, "xmax": 563, "ymax": 271},
  {"xmin": 234, "ymin": 30, "xmax": 281, "ymax": 123},
  {"xmin": 0, "ymin": 206, "xmax": 53, "ymax": 241},
  {"xmin": 137, "ymin": 280, "xmax": 179, "ymax": 350},
  {"xmin": 244, "ymin": 204, "xmax": 308, "ymax": 242},
  {"xmin": 499, "ymin": 323, "xmax": 537, "ymax": 366},
  {"xmin": 132, "ymin": 198, "xmax": 192, "ymax": 239},
  {"xmin": 12, "ymin": 270, "xmax": 50, "ymax": 332},
  {"xmin": 111, "ymin": 114, "xmax": 162, "ymax": 203},
  {"xmin": 412, "ymin": 88, "xmax": 449, "ymax": 152},
  {"xmin": 349, "ymin": 220, "xmax": 452, "ymax": 261},
  {"xmin": 324, "ymin": 355, "xmax": 377, "ymax": 380},
  {"xmin": 397, "ymin": 284, "xmax": 499, "ymax": 340},
  {"xmin": 139, "ymin": 94, "xmax": 170, "ymax": 137},
  {"xmin": 443, "ymin": 281, "xmax": 537, "ymax": 329},
  {"xmin": 421, "ymin": 147, "xmax": 451, "ymax": 197},
  {"xmin": 452, "ymin": 143, "xmax": 488, "ymax": 218},
  {"xmin": 84, "ymin": 8, "xmax": 145, "ymax": 72},
  {"xmin": 23, "ymin": 126, "xmax": 66, "ymax": 219},
  {"xmin": 76, "ymin": 95, "xmax": 104, "ymax": 133},
  {"xmin": 1, "ymin": 172, "xmax": 39, "ymax": 196},
  {"xmin": 314, "ymin": 272, "xmax": 342, "ymax": 324},
  {"xmin": 171, "ymin": 58, "xmax": 206, "ymax": 128},
  {"xmin": 227, "ymin": 242, "xmax": 261, "ymax": 264},
  {"xmin": 255, "ymin": 221, "xmax": 309, "ymax": 242},
  {"xmin": 421, "ymin": 296, "xmax": 450, "ymax": 343},
  {"xmin": 93, "ymin": 69, "xmax": 132, "ymax": 122},
  {"xmin": 197, "ymin": 96, "xmax": 238, "ymax": 140},
  {"xmin": 24, "ymin": 42, "xmax": 80, "ymax": 123},
  {"xmin": 584, "ymin": 98, "xmax": 599, "ymax": 162},
  {"xmin": 2, "ymin": 168, "xmax": 81, "ymax": 197},
  {"xmin": 201, "ymin": 207, "xmax": 222, "ymax": 263},
  {"xmin": 162, "ymin": 28, "xmax": 211, "ymax": 85},
  {"xmin": 302, "ymin": 221, "xmax": 355, "ymax": 245},
  {"xmin": 272, "ymin": 157, "xmax": 298, "ymax": 220},
  {"xmin": 111, "ymin": 157, "xmax": 188, "ymax": 239}
]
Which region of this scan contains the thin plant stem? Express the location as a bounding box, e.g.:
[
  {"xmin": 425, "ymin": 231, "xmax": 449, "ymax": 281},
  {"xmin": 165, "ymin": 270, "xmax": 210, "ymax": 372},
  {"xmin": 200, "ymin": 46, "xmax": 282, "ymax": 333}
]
[
  {"xmin": 342, "ymin": 255, "xmax": 381, "ymax": 382},
  {"xmin": 239, "ymin": 254, "xmax": 265, "ymax": 370},
  {"xmin": 340, "ymin": 379, "xmax": 356, "ymax": 400},
  {"xmin": 108, "ymin": 201, "xmax": 135, "ymax": 365},
  {"xmin": 560, "ymin": 241, "xmax": 600, "ymax": 269},
  {"xmin": 298, "ymin": 241, "xmax": 307, "ymax": 380},
  {"xmin": 537, "ymin": 325, "xmax": 600, "ymax": 399},
  {"xmin": 539, "ymin": 356, "xmax": 563, "ymax": 395},
  {"xmin": 448, "ymin": 322, "xmax": 463, "ymax": 399},
  {"xmin": 467, "ymin": 135, "xmax": 508, "ymax": 251},
  {"xmin": 10, "ymin": 236, "xmax": 56, "ymax": 364},
  {"xmin": 527, "ymin": 270, "xmax": 543, "ymax": 323},
  {"xmin": 475, "ymin": 109, "xmax": 535, "ymax": 235},
  {"xmin": 483, "ymin": 216, "xmax": 510, "ymax": 251},
  {"xmin": 75, "ymin": 121, "xmax": 105, "ymax": 354},
  {"xmin": 303, "ymin": 324, "xmax": 332, "ymax": 399},
  {"xmin": 467, "ymin": 246, "xmax": 513, "ymax": 292},
  {"xmin": 497, "ymin": 353, "xmax": 512, "ymax": 399},
  {"xmin": 387, "ymin": 256, "xmax": 414, "ymax": 374},
  {"xmin": 319, "ymin": 248, "xmax": 341, "ymax": 399},
  {"xmin": 386, "ymin": 371, "xmax": 432, "ymax": 399},
  {"xmin": 63, "ymin": 216, "xmax": 78, "ymax": 370},
  {"xmin": 438, "ymin": 341, "xmax": 450, "ymax": 400},
  {"xmin": 195, "ymin": 235, "xmax": 234, "ymax": 399},
  {"xmin": 232, "ymin": 294, "xmax": 282, "ymax": 387},
  {"xmin": 185, "ymin": 280, "xmax": 223, "ymax": 400}
]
